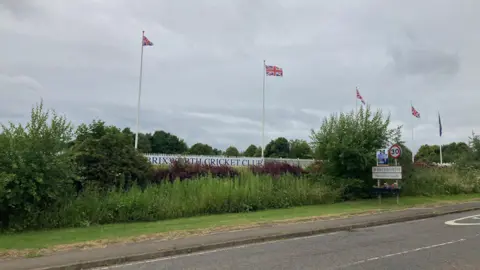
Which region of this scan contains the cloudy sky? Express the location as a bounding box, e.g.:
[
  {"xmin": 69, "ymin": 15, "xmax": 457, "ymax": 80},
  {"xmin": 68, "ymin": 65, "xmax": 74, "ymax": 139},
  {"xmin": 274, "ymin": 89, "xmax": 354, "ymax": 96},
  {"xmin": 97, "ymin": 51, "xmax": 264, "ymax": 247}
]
[{"xmin": 0, "ymin": 0, "xmax": 478, "ymax": 153}]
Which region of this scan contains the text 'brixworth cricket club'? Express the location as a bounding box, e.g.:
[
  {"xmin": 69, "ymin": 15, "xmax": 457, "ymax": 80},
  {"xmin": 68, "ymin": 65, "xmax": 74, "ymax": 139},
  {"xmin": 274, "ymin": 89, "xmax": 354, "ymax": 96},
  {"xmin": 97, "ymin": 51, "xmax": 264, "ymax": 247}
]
[{"xmin": 146, "ymin": 155, "xmax": 265, "ymax": 166}]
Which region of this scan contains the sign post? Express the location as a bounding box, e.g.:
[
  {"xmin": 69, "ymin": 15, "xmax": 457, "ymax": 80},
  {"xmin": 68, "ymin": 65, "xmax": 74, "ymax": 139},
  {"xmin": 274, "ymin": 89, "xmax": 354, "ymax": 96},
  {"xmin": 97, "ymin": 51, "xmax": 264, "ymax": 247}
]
[
  {"xmin": 388, "ymin": 144, "xmax": 402, "ymax": 204},
  {"xmin": 372, "ymin": 144, "xmax": 403, "ymax": 205}
]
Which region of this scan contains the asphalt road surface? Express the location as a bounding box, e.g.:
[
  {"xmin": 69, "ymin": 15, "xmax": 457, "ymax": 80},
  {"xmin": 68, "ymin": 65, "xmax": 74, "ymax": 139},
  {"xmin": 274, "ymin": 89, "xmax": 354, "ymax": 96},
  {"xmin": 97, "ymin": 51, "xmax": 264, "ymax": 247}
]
[{"xmin": 97, "ymin": 210, "xmax": 480, "ymax": 270}]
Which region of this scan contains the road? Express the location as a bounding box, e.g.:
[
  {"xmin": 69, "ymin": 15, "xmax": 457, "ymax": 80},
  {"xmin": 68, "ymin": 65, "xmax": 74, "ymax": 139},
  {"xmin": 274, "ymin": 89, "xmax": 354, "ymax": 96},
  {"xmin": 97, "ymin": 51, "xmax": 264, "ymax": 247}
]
[{"xmin": 97, "ymin": 210, "xmax": 480, "ymax": 270}]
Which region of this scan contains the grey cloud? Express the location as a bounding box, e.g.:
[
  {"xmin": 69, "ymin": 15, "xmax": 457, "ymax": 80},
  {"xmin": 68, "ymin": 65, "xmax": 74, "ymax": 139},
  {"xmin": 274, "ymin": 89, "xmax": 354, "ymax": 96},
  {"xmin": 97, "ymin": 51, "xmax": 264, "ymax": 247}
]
[
  {"xmin": 1, "ymin": 1, "xmax": 480, "ymax": 154},
  {"xmin": 181, "ymin": 104, "xmax": 326, "ymax": 132},
  {"xmin": 388, "ymin": 47, "xmax": 460, "ymax": 76},
  {"xmin": 0, "ymin": 0, "xmax": 42, "ymax": 18}
]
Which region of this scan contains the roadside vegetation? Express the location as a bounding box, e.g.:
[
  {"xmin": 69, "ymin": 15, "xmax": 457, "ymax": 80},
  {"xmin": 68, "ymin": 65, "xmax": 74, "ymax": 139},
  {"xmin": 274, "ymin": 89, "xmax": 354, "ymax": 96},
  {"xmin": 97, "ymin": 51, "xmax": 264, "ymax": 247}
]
[{"xmin": 0, "ymin": 102, "xmax": 478, "ymax": 241}]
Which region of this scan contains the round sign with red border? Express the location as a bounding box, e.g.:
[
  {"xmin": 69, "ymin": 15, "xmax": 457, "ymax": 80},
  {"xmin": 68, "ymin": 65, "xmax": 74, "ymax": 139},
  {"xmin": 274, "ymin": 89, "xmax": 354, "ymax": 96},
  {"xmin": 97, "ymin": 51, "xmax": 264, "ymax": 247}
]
[{"xmin": 389, "ymin": 144, "xmax": 402, "ymax": 159}]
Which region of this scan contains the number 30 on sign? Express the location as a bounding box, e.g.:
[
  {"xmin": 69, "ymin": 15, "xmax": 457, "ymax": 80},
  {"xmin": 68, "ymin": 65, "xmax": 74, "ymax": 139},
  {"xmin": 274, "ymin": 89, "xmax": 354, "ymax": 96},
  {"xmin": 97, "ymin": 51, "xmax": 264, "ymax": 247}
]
[{"xmin": 389, "ymin": 144, "xmax": 402, "ymax": 159}]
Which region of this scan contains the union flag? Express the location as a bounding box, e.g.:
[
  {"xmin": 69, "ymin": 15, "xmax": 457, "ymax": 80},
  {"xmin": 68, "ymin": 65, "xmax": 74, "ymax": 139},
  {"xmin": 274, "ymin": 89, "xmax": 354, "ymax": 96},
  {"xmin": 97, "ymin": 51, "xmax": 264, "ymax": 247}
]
[
  {"xmin": 265, "ymin": 65, "xmax": 283, "ymax": 77},
  {"xmin": 142, "ymin": 35, "xmax": 153, "ymax": 46},
  {"xmin": 411, "ymin": 106, "xmax": 420, "ymax": 118},
  {"xmin": 356, "ymin": 88, "xmax": 366, "ymax": 105}
]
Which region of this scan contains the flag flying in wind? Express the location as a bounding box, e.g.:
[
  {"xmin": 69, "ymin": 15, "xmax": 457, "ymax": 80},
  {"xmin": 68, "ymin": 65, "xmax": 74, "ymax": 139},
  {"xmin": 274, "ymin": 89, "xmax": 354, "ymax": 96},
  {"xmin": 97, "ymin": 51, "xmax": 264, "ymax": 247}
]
[
  {"xmin": 265, "ymin": 65, "xmax": 283, "ymax": 77},
  {"xmin": 438, "ymin": 113, "xmax": 443, "ymax": 137},
  {"xmin": 142, "ymin": 35, "xmax": 154, "ymax": 46},
  {"xmin": 356, "ymin": 88, "xmax": 366, "ymax": 105},
  {"xmin": 411, "ymin": 105, "xmax": 421, "ymax": 118}
]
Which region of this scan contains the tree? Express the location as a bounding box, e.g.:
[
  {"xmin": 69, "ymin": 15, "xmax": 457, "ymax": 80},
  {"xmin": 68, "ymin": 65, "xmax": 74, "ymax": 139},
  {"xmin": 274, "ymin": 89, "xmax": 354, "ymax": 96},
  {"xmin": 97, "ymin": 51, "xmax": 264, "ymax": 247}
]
[
  {"xmin": 188, "ymin": 143, "xmax": 215, "ymax": 155},
  {"xmin": 225, "ymin": 146, "xmax": 240, "ymax": 157},
  {"xmin": 254, "ymin": 146, "xmax": 263, "ymax": 157},
  {"xmin": 443, "ymin": 142, "xmax": 470, "ymax": 163},
  {"xmin": 243, "ymin": 145, "xmax": 258, "ymax": 157},
  {"xmin": 150, "ymin": 130, "xmax": 188, "ymax": 154},
  {"xmin": 72, "ymin": 120, "xmax": 152, "ymax": 189},
  {"xmin": 396, "ymin": 143, "xmax": 413, "ymax": 165},
  {"xmin": 0, "ymin": 102, "xmax": 77, "ymax": 229},
  {"xmin": 392, "ymin": 142, "xmax": 414, "ymax": 179},
  {"xmin": 212, "ymin": 148, "xmax": 223, "ymax": 155},
  {"xmin": 121, "ymin": 128, "xmax": 152, "ymax": 153},
  {"xmin": 415, "ymin": 142, "xmax": 470, "ymax": 163},
  {"xmin": 310, "ymin": 106, "xmax": 401, "ymax": 179},
  {"xmin": 289, "ymin": 139, "xmax": 313, "ymax": 159},
  {"xmin": 265, "ymin": 137, "xmax": 290, "ymax": 158},
  {"xmin": 415, "ymin": 144, "xmax": 440, "ymax": 163},
  {"xmin": 468, "ymin": 132, "xmax": 480, "ymax": 159},
  {"xmin": 456, "ymin": 132, "xmax": 480, "ymax": 169}
]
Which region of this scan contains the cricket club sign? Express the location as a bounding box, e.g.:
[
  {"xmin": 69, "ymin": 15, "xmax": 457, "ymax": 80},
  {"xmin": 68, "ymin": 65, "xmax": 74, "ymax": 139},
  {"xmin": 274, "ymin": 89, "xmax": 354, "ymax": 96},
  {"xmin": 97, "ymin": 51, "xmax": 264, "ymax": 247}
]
[{"xmin": 145, "ymin": 154, "xmax": 265, "ymax": 167}]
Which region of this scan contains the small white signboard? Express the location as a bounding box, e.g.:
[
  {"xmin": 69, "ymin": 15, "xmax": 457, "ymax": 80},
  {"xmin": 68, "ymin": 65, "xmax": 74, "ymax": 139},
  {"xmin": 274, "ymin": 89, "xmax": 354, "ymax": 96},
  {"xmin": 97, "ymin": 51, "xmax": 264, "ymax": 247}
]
[{"xmin": 372, "ymin": 166, "xmax": 402, "ymax": 179}]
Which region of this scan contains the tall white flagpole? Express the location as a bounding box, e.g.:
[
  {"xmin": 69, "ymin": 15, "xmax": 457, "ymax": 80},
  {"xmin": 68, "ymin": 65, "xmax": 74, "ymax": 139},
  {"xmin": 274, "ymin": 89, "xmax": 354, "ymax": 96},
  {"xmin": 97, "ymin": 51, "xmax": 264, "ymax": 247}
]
[
  {"xmin": 355, "ymin": 87, "xmax": 358, "ymax": 114},
  {"xmin": 439, "ymin": 144, "xmax": 443, "ymax": 165},
  {"xmin": 135, "ymin": 30, "xmax": 145, "ymax": 150},
  {"xmin": 410, "ymin": 100, "xmax": 414, "ymax": 163},
  {"xmin": 261, "ymin": 60, "xmax": 266, "ymax": 158},
  {"xmin": 439, "ymin": 111, "xmax": 443, "ymax": 165}
]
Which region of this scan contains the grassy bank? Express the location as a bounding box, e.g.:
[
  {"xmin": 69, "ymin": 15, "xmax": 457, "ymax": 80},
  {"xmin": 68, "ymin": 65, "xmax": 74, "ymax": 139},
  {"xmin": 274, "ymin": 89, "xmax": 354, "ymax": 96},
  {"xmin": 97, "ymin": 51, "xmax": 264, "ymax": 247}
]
[
  {"xmin": 32, "ymin": 173, "xmax": 338, "ymax": 230},
  {"xmin": 0, "ymin": 194, "xmax": 478, "ymax": 256}
]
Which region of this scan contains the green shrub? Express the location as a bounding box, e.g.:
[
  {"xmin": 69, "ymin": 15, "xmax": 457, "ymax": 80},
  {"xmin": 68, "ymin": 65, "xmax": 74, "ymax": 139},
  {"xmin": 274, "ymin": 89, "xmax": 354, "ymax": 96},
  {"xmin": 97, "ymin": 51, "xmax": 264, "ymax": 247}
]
[
  {"xmin": 0, "ymin": 103, "xmax": 77, "ymax": 230},
  {"xmin": 71, "ymin": 120, "xmax": 152, "ymax": 190},
  {"xmin": 310, "ymin": 106, "xmax": 402, "ymax": 195},
  {"xmin": 402, "ymin": 167, "xmax": 480, "ymax": 196}
]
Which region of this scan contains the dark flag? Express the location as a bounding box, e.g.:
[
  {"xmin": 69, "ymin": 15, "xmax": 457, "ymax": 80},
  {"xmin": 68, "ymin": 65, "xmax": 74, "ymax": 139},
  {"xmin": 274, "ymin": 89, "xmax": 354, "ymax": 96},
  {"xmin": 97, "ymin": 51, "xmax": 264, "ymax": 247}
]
[{"xmin": 438, "ymin": 112, "xmax": 442, "ymax": 137}]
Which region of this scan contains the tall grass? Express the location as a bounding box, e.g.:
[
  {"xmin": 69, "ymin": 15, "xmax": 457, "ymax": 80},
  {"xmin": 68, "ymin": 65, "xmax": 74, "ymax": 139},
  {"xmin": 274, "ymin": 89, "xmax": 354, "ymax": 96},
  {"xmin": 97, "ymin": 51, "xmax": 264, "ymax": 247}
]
[
  {"xmin": 403, "ymin": 167, "xmax": 480, "ymax": 196},
  {"xmin": 7, "ymin": 167, "xmax": 479, "ymax": 231},
  {"xmin": 35, "ymin": 172, "xmax": 339, "ymax": 229}
]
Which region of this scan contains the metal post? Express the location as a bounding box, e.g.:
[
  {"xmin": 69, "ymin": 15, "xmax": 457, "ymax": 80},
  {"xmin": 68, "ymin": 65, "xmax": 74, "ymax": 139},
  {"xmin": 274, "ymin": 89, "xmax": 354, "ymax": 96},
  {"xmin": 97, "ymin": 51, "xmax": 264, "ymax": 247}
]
[
  {"xmin": 261, "ymin": 60, "xmax": 266, "ymax": 158},
  {"xmin": 135, "ymin": 31, "xmax": 145, "ymax": 150}
]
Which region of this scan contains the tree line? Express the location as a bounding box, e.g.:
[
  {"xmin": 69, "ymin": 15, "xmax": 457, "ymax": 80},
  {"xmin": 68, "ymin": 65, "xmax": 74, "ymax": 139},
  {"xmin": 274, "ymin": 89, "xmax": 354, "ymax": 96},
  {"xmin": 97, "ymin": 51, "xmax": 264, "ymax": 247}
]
[
  {"xmin": 414, "ymin": 142, "xmax": 471, "ymax": 164},
  {"xmin": 123, "ymin": 128, "xmax": 313, "ymax": 159}
]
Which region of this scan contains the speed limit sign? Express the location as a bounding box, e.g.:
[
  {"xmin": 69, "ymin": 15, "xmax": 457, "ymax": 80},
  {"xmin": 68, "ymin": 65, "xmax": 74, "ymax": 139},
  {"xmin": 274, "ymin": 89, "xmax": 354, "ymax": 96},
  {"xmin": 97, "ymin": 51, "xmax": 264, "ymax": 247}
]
[{"xmin": 389, "ymin": 144, "xmax": 402, "ymax": 159}]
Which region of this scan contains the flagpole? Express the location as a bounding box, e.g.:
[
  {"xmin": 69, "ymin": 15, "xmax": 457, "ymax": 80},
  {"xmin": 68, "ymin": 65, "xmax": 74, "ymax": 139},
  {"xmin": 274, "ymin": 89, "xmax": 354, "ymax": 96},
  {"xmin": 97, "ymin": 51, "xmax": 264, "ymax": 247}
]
[
  {"xmin": 439, "ymin": 144, "xmax": 443, "ymax": 165},
  {"xmin": 411, "ymin": 100, "xmax": 414, "ymax": 163},
  {"xmin": 439, "ymin": 112, "xmax": 443, "ymax": 165},
  {"xmin": 134, "ymin": 30, "xmax": 145, "ymax": 150},
  {"xmin": 261, "ymin": 60, "xmax": 266, "ymax": 158},
  {"xmin": 355, "ymin": 87, "xmax": 358, "ymax": 114}
]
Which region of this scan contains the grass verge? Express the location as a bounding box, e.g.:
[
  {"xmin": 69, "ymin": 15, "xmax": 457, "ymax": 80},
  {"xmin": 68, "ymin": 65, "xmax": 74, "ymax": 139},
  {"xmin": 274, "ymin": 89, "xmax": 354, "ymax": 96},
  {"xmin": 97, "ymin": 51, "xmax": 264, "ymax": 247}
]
[{"xmin": 0, "ymin": 194, "xmax": 478, "ymax": 258}]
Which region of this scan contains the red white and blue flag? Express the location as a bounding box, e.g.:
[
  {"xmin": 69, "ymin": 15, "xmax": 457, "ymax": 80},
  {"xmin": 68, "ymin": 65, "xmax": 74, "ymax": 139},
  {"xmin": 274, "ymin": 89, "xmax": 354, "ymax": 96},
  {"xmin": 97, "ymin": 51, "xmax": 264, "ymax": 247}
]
[
  {"xmin": 411, "ymin": 106, "xmax": 420, "ymax": 118},
  {"xmin": 356, "ymin": 88, "xmax": 366, "ymax": 105},
  {"xmin": 142, "ymin": 35, "xmax": 153, "ymax": 46},
  {"xmin": 265, "ymin": 65, "xmax": 283, "ymax": 77}
]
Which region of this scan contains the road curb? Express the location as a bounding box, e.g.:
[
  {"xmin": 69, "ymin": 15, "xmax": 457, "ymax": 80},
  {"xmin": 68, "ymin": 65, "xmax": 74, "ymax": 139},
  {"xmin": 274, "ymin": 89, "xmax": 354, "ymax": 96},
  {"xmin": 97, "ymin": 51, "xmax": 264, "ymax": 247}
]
[{"xmin": 38, "ymin": 206, "xmax": 480, "ymax": 270}]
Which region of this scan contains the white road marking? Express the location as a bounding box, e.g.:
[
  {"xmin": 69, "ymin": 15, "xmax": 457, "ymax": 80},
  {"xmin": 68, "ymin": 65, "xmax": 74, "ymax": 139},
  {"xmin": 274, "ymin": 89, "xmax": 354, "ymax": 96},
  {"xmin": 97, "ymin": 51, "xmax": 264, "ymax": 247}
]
[
  {"xmin": 445, "ymin": 214, "xmax": 480, "ymax": 226},
  {"xmin": 92, "ymin": 232, "xmax": 340, "ymax": 269},
  {"xmin": 338, "ymin": 238, "xmax": 467, "ymax": 268}
]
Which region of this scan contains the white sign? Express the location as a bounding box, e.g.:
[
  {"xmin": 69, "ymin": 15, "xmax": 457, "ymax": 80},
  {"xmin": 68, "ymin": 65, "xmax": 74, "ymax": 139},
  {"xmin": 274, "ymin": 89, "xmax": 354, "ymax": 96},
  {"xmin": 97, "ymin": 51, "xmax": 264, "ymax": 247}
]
[
  {"xmin": 372, "ymin": 166, "xmax": 402, "ymax": 179},
  {"xmin": 144, "ymin": 154, "xmax": 264, "ymax": 166}
]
